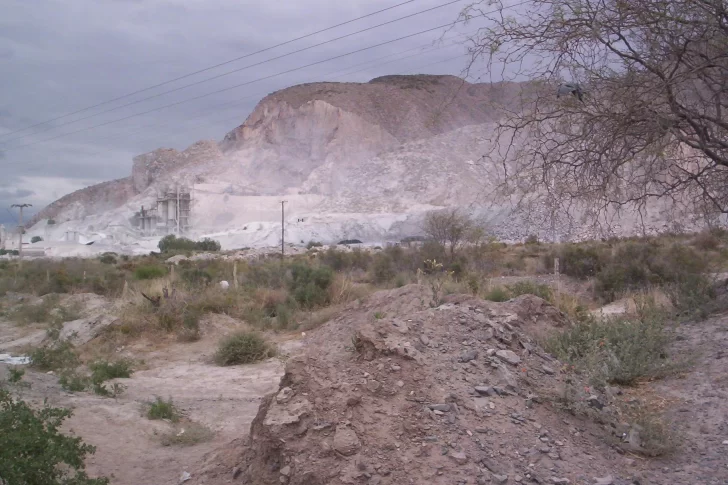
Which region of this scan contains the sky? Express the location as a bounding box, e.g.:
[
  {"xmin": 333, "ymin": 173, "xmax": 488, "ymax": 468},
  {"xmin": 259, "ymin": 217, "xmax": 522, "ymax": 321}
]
[{"xmin": 0, "ymin": 0, "xmax": 494, "ymax": 225}]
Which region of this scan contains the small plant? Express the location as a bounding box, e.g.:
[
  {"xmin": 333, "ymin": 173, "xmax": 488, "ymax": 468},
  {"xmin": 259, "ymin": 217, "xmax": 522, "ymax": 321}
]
[
  {"xmin": 306, "ymin": 241, "xmax": 323, "ymax": 249},
  {"xmin": 47, "ymin": 219, "xmax": 56, "ymax": 225},
  {"xmin": 507, "ymin": 281, "xmax": 552, "ymax": 300},
  {"xmin": 59, "ymin": 371, "xmax": 89, "ymax": 392},
  {"xmin": 8, "ymin": 367, "xmax": 24, "ymax": 384},
  {"xmin": 30, "ymin": 341, "xmax": 79, "ymax": 372},
  {"xmin": 0, "ymin": 389, "xmax": 109, "ymax": 484},
  {"xmin": 89, "ymin": 359, "xmax": 134, "ymax": 382},
  {"xmin": 419, "ymin": 259, "xmax": 453, "ymax": 307},
  {"xmin": 133, "ymin": 264, "xmax": 167, "ymax": 280},
  {"xmin": 98, "ymin": 253, "xmax": 117, "ymax": 265},
  {"xmin": 146, "ymin": 397, "xmax": 181, "ymax": 423},
  {"xmin": 546, "ymin": 303, "xmax": 676, "ymax": 386},
  {"xmin": 214, "ymin": 331, "xmax": 275, "ymax": 366},
  {"xmin": 374, "ymin": 311, "xmax": 386, "ymax": 320},
  {"xmin": 159, "ymin": 421, "xmax": 214, "ymax": 446},
  {"xmin": 483, "ymin": 286, "xmax": 510, "ymax": 302},
  {"xmin": 31, "ymin": 236, "xmax": 43, "ymax": 244}
]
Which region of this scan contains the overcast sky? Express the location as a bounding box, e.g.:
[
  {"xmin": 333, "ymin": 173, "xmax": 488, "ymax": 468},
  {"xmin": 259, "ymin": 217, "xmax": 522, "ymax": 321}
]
[{"xmin": 0, "ymin": 0, "xmax": 492, "ymax": 225}]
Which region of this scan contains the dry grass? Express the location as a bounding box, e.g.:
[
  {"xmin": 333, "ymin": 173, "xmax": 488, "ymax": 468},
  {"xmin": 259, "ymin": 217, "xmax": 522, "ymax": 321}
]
[{"xmin": 159, "ymin": 420, "xmax": 214, "ymax": 446}]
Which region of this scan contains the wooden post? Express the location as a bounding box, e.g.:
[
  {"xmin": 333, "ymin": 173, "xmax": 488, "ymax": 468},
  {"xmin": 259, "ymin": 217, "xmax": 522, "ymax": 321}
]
[
  {"xmin": 233, "ymin": 261, "xmax": 238, "ymax": 289},
  {"xmin": 554, "ymin": 257, "xmax": 560, "ymax": 305}
]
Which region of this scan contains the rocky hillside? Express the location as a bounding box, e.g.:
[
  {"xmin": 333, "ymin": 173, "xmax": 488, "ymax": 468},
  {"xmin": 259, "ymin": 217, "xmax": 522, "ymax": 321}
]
[{"xmin": 33, "ymin": 75, "xmax": 521, "ymax": 223}]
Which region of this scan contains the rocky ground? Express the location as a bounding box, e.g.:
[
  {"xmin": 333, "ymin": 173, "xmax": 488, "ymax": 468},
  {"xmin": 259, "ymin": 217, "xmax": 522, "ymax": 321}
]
[
  {"xmin": 194, "ymin": 285, "xmax": 728, "ymax": 485},
  {"xmin": 2, "ymin": 284, "xmax": 727, "ymax": 484}
]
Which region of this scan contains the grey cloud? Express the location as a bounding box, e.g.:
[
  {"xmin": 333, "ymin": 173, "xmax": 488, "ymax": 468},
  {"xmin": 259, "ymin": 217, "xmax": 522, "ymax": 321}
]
[{"xmin": 0, "ymin": 0, "xmax": 473, "ymax": 214}]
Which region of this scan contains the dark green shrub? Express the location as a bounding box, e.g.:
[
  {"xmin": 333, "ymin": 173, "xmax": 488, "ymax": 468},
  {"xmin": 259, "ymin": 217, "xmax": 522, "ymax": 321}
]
[
  {"xmin": 180, "ymin": 268, "xmax": 212, "ymax": 287},
  {"xmin": 30, "ymin": 341, "xmax": 79, "ymax": 372},
  {"xmin": 546, "ymin": 306, "xmax": 675, "ymax": 386},
  {"xmin": 546, "ymin": 244, "xmax": 605, "ymax": 278},
  {"xmin": 47, "ymin": 219, "xmax": 56, "ymax": 225},
  {"xmin": 214, "ymin": 331, "xmax": 274, "ymax": 366},
  {"xmin": 133, "ymin": 264, "xmax": 166, "ymax": 280},
  {"xmin": 30, "ymin": 236, "xmax": 43, "ymax": 244},
  {"xmin": 289, "ymin": 263, "xmax": 333, "ymax": 309},
  {"xmin": 146, "ymin": 397, "xmax": 180, "ymax": 422},
  {"xmin": 98, "ymin": 253, "xmax": 117, "ymax": 265},
  {"xmin": 371, "ymin": 255, "xmax": 396, "ymax": 283},
  {"xmin": 483, "ymin": 286, "xmax": 510, "ymax": 302},
  {"xmin": 0, "ymin": 389, "xmax": 109, "ymax": 485},
  {"xmin": 306, "ymin": 241, "xmax": 323, "ymax": 249},
  {"xmin": 507, "ymin": 281, "xmax": 552, "ymax": 300},
  {"xmin": 158, "ymin": 235, "xmax": 220, "ymax": 252}
]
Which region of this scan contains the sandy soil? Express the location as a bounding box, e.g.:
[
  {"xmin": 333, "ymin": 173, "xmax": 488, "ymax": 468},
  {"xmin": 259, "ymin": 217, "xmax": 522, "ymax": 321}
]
[{"xmin": 0, "ymin": 313, "xmax": 286, "ymax": 485}]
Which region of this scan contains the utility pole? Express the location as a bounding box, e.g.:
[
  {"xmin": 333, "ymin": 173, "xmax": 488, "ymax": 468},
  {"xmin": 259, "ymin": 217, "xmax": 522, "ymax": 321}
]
[
  {"xmin": 11, "ymin": 203, "xmax": 32, "ymax": 265},
  {"xmin": 280, "ymin": 200, "xmax": 287, "ymax": 257}
]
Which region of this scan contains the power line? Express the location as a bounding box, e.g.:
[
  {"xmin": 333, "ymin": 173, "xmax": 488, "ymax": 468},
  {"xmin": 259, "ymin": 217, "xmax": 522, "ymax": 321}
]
[
  {"xmin": 0, "ymin": 0, "xmax": 464, "ymax": 146},
  {"xmin": 5, "ymin": 37, "xmax": 468, "ymax": 172},
  {"xmin": 17, "ymin": 51, "xmax": 467, "ymax": 176},
  {"xmin": 0, "ymin": 0, "xmax": 419, "ymax": 140},
  {"xmin": 4, "ymin": 0, "xmax": 528, "ymax": 153}
]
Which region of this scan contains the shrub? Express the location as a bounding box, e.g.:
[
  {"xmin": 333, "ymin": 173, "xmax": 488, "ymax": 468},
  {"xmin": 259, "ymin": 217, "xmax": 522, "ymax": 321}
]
[
  {"xmin": 525, "ymin": 234, "xmax": 539, "ymax": 245},
  {"xmin": 10, "ymin": 295, "xmax": 60, "ymax": 325},
  {"xmin": 545, "ymin": 304, "xmax": 675, "ymax": 386},
  {"xmin": 0, "ymin": 389, "xmax": 109, "ymax": 485},
  {"xmin": 507, "ymin": 281, "xmax": 552, "ymax": 300},
  {"xmin": 146, "ymin": 397, "xmax": 180, "ymax": 422},
  {"xmin": 693, "ymin": 230, "xmax": 721, "ymax": 251},
  {"xmin": 371, "ymin": 255, "xmax": 396, "ymax": 283},
  {"xmin": 306, "ymin": 241, "xmax": 323, "ymax": 249},
  {"xmin": 47, "ymin": 219, "xmax": 56, "ymax": 225},
  {"xmin": 30, "ymin": 341, "xmax": 79, "ymax": 372},
  {"xmin": 289, "ymin": 263, "xmax": 333, "ymax": 309},
  {"xmin": 546, "ymin": 244, "xmax": 605, "ymax": 278},
  {"xmin": 159, "ymin": 421, "xmax": 214, "ymax": 446},
  {"xmin": 98, "ymin": 253, "xmax": 117, "ymax": 265},
  {"xmin": 89, "ymin": 359, "xmax": 133, "ymax": 397},
  {"xmin": 180, "ymin": 268, "xmax": 212, "ymax": 287},
  {"xmin": 338, "ymin": 239, "xmax": 363, "ymax": 245},
  {"xmin": 158, "ymin": 235, "xmax": 221, "ymax": 252},
  {"xmin": 214, "ymin": 331, "xmax": 274, "ymax": 366},
  {"xmin": 133, "ymin": 264, "xmax": 166, "ymax": 280},
  {"xmin": 30, "ymin": 236, "xmax": 43, "ymax": 244},
  {"xmin": 484, "ymin": 286, "xmax": 510, "ymax": 302}
]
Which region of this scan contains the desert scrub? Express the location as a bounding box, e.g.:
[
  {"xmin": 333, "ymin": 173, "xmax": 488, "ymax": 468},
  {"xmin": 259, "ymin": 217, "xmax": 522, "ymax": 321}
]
[
  {"xmin": 133, "ymin": 264, "xmax": 167, "ymax": 280},
  {"xmin": 506, "ymin": 281, "xmax": 553, "ymax": 300},
  {"xmin": 159, "ymin": 421, "xmax": 214, "ymax": 446},
  {"xmin": 483, "ymin": 286, "xmax": 510, "ymax": 302},
  {"xmin": 0, "ymin": 389, "xmax": 109, "ymax": 484},
  {"xmin": 214, "ymin": 331, "xmax": 275, "ymax": 366},
  {"xmin": 545, "ymin": 304, "xmax": 676, "ymax": 386},
  {"xmin": 146, "ymin": 397, "xmax": 181, "ymax": 422},
  {"xmin": 30, "ymin": 340, "xmax": 79, "ymax": 372}
]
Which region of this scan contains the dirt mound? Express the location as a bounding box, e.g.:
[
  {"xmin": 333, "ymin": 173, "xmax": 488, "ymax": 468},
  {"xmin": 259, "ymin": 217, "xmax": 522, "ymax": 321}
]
[{"xmin": 195, "ymin": 285, "xmax": 644, "ymax": 485}]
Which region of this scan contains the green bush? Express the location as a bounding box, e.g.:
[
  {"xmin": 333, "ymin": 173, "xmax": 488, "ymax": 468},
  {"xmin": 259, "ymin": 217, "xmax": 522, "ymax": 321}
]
[
  {"xmin": 0, "ymin": 389, "xmax": 109, "ymax": 485},
  {"xmin": 133, "ymin": 264, "xmax": 166, "ymax": 280},
  {"xmin": 30, "ymin": 236, "xmax": 43, "ymax": 244},
  {"xmin": 158, "ymin": 235, "xmax": 220, "ymax": 252},
  {"xmin": 483, "ymin": 286, "xmax": 510, "ymax": 302},
  {"xmin": 507, "ymin": 281, "xmax": 552, "ymax": 300},
  {"xmin": 146, "ymin": 397, "xmax": 180, "ymax": 422},
  {"xmin": 214, "ymin": 331, "xmax": 275, "ymax": 366},
  {"xmin": 545, "ymin": 305, "xmax": 675, "ymax": 386},
  {"xmin": 289, "ymin": 263, "xmax": 333, "ymax": 309},
  {"xmin": 371, "ymin": 255, "xmax": 396, "ymax": 283},
  {"xmin": 47, "ymin": 219, "xmax": 56, "ymax": 225},
  {"xmin": 546, "ymin": 244, "xmax": 605, "ymax": 278},
  {"xmin": 98, "ymin": 253, "xmax": 117, "ymax": 265},
  {"xmin": 30, "ymin": 341, "xmax": 79, "ymax": 372},
  {"xmin": 180, "ymin": 268, "xmax": 212, "ymax": 287},
  {"xmin": 306, "ymin": 241, "xmax": 323, "ymax": 249}
]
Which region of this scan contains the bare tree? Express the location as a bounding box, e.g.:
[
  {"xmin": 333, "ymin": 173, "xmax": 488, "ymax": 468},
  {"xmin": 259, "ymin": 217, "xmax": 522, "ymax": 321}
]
[
  {"xmin": 458, "ymin": 0, "xmax": 728, "ymax": 219},
  {"xmin": 423, "ymin": 208, "xmax": 475, "ymax": 260}
]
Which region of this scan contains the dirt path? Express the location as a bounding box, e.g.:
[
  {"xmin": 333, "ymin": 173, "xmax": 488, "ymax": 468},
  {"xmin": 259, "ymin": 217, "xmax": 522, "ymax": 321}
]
[{"xmin": 637, "ymin": 313, "xmax": 728, "ymax": 485}]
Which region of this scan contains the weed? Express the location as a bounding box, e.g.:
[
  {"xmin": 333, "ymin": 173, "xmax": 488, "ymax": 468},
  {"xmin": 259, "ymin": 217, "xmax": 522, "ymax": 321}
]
[
  {"xmin": 8, "ymin": 367, "xmax": 24, "ymax": 384},
  {"xmin": 159, "ymin": 421, "xmax": 214, "ymax": 446},
  {"xmin": 306, "ymin": 241, "xmax": 323, "ymax": 249},
  {"xmin": 59, "ymin": 371, "xmax": 90, "ymax": 392},
  {"xmin": 0, "ymin": 389, "xmax": 109, "ymax": 484},
  {"xmin": 214, "ymin": 331, "xmax": 275, "ymax": 366},
  {"xmin": 483, "ymin": 286, "xmax": 510, "ymax": 302},
  {"xmin": 545, "ymin": 304, "xmax": 676, "ymax": 386},
  {"xmin": 89, "ymin": 359, "xmax": 134, "ymax": 383},
  {"xmin": 374, "ymin": 311, "xmax": 386, "ymax": 320},
  {"xmin": 30, "ymin": 341, "xmax": 79, "ymax": 372},
  {"xmin": 626, "ymin": 404, "xmax": 679, "ymax": 457},
  {"xmin": 133, "ymin": 265, "xmax": 167, "ymax": 280},
  {"xmin": 11, "ymin": 295, "xmax": 60, "ymax": 325},
  {"xmin": 507, "ymin": 281, "xmax": 552, "ymax": 300},
  {"xmin": 146, "ymin": 397, "xmax": 181, "ymax": 423},
  {"xmin": 98, "ymin": 253, "xmax": 118, "ymax": 265}
]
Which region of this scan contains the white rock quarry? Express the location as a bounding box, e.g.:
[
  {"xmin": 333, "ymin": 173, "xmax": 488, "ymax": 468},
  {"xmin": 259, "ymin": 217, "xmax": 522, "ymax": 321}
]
[{"xmin": 23, "ymin": 75, "xmax": 725, "ymax": 258}]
